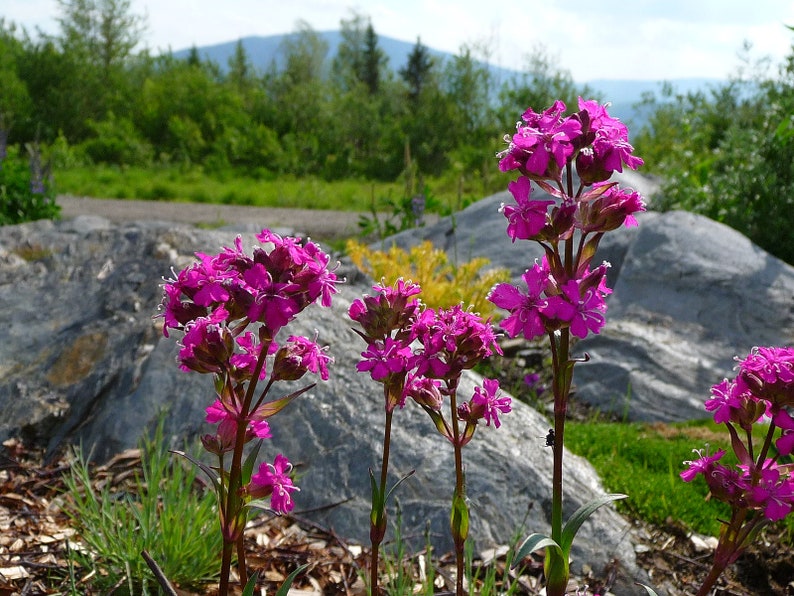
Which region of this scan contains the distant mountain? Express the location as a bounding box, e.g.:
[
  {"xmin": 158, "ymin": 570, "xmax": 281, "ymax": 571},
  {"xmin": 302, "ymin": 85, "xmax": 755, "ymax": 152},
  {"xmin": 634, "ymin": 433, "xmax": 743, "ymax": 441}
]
[{"xmin": 172, "ymin": 32, "xmax": 725, "ymax": 128}]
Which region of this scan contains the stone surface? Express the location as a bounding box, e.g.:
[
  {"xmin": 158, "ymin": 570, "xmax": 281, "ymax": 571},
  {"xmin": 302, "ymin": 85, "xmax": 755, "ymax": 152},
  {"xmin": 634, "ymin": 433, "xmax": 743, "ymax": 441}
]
[
  {"xmin": 0, "ymin": 216, "xmax": 646, "ymax": 590},
  {"xmin": 381, "ymin": 173, "xmax": 794, "ymax": 422}
]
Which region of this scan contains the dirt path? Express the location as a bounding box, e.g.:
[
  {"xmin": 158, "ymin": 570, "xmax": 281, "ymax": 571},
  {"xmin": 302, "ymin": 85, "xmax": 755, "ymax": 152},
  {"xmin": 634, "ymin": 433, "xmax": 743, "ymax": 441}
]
[{"xmin": 57, "ymin": 195, "xmax": 365, "ymax": 240}]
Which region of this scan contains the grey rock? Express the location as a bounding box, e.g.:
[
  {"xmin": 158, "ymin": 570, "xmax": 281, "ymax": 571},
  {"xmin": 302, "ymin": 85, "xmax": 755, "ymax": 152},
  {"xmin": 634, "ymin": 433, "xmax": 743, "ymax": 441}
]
[
  {"xmin": 380, "ymin": 175, "xmax": 794, "ymax": 422},
  {"xmin": 0, "ymin": 216, "xmax": 647, "ymax": 591}
]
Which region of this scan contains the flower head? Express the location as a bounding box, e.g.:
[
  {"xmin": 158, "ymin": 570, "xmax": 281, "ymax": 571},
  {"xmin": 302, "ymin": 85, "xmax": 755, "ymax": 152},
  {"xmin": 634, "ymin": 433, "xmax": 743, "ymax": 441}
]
[
  {"xmin": 680, "ymin": 447, "xmax": 726, "ymax": 482},
  {"xmin": 499, "ymin": 100, "xmax": 581, "ymax": 180},
  {"xmin": 499, "ymin": 176, "xmax": 555, "ymax": 241},
  {"xmin": 272, "ymin": 334, "xmax": 333, "ymax": 381},
  {"xmin": 465, "ymin": 378, "xmax": 512, "ymax": 428},
  {"xmin": 247, "ymin": 454, "xmax": 299, "ymax": 513}
]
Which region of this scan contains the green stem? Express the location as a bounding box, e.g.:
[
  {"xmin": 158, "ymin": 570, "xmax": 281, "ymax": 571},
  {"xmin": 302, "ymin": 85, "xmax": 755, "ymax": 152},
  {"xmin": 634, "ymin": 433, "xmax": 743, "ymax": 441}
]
[
  {"xmin": 448, "ymin": 377, "xmax": 466, "ymax": 596},
  {"xmin": 370, "ymin": 407, "xmax": 394, "ymax": 596},
  {"xmin": 546, "ymin": 328, "xmax": 572, "ymax": 596},
  {"xmin": 218, "ymin": 342, "xmax": 271, "ymax": 594}
]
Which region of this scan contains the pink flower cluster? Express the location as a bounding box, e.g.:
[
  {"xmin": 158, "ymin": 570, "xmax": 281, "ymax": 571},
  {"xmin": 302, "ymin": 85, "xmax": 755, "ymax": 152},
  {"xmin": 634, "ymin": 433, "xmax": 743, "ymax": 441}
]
[
  {"xmin": 682, "ymin": 346, "xmax": 794, "ymax": 522},
  {"xmin": 499, "ymin": 98, "xmax": 643, "ymax": 184},
  {"xmin": 160, "ymin": 230, "xmax": 339, "ymax": 513},
  {"xmin": 490, "ymin": 257, "xmax": 612, "ymax": 341},
  {"xmin": 349, "ymin": 279, "xmax": 511, "ymax": 438},
  {"xmin": 489, "ymin": 98, "xmax": 645, "ymax": 343}
]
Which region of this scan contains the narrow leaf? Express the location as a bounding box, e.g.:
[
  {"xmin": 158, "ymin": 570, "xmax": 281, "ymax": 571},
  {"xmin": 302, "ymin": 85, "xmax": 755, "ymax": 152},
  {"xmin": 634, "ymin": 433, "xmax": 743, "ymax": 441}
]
[
  {"xmin": 384, "ymin": 469, "xmax": 416, "ymax": 502},
  {"xmin": 560, "ymin": 493, "xmax": 627, "ymax": 552},
  {"xmin": 241, "ymin": 571, "xmax": 260, "ymax": 596},
  {"xmin": 256, "ymin": 384, "xmax": 315, "ymax": 418},
  {"xmin": 275, "ymin": 564, "xmax": 309, "ymax": 596},
  {"xmin": 170, "ymin": 449, "xmax": 221, "ymax": 493},
  {"xmin": 512, "ymin": 533, "xmax": 563, "ymax": 567},
  {"xmin": 636, "ymin": 582, "xmax": 661, "ymax": 596},
  {"xmin": 242, "ymin": 440, "xmax": 263, "ymax": 486}
]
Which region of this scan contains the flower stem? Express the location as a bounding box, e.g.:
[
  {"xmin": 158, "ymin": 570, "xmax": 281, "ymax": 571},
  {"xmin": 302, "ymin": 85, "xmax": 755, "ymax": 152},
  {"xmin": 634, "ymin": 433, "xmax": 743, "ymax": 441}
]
[
  {"xmin": 370, "ymin": 408, "xmax": 394, "ymax": 596},
  {"xmin": 547, "ymin": 328, "xmax": 572, "ymax": 596},
  {"xmin": 447, "ymin": 378, "xmax": 467, "ymax": 596}
]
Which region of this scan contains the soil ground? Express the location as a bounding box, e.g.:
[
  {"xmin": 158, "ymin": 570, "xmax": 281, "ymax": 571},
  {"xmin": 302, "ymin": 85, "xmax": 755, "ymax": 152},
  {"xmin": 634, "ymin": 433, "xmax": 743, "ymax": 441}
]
[{"xmin": 57, "ymin": 195, "xmax": 366, "ymax": 242}]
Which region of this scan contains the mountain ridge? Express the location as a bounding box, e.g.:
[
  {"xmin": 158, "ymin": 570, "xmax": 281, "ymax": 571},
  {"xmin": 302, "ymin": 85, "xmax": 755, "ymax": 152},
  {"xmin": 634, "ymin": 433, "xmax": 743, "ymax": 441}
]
[{"xmin": 173, "ymin": 31, "xmax": 724, "ymax": 126}]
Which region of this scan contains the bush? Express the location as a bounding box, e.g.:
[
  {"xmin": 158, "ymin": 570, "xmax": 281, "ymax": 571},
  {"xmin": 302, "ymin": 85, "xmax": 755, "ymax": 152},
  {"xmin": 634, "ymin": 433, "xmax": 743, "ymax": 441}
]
[
  {"xmin": 81, "ymin": 112, "xmax": 153, "ymax": 166},
  {"xmin": 0, "ymin": 143, "xmax": 60, "ymax": 224},
  {"xmin": 347, "ymin": 239, "xmax": 510, "ymax": 317}
]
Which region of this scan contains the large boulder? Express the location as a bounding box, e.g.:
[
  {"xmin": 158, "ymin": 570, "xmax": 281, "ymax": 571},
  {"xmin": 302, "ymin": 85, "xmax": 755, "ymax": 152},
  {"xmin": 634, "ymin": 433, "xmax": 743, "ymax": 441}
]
[
  {"xmin": 382, "ymin": 174, "xmax": 794, "ymax": 422},
  {"xmin": 0, "ymin": 216, "xmax": 646, "ymax": 590}
]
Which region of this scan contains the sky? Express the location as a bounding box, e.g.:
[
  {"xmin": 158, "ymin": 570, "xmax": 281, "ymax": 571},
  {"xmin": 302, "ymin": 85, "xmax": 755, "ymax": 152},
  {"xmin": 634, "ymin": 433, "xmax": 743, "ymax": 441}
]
[{"xmin": 4, "ymin": 0, "xmax": 794, "ymax": 82}]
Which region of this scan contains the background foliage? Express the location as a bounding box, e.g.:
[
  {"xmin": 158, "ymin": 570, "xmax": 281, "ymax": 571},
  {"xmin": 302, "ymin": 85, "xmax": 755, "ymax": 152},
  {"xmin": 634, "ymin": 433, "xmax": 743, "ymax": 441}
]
[{"xmin": 1, "ymin": 3, "xmax": 793, "ymax": 264}]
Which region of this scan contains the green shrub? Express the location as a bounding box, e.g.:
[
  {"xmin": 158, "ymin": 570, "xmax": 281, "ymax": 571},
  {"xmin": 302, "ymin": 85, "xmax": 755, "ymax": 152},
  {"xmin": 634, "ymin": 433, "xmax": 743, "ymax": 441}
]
[
  {"xmin": 81, "ymin": 112, "xmax": 153, "ymax": 166},
  {"xmin": 347, "ymin": 239, "xmax": 510, "ymax": 317},
  {"xmin": 0, "ymin": 144, "xmax": 60, "ymax": 224}
]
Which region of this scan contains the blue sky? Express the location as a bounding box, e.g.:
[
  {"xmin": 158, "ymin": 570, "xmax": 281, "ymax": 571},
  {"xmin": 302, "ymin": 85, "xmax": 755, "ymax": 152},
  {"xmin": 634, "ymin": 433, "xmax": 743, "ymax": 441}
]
[{"xmin": 4, "ymin": 0, "xmax": 794, "ymax": 81}]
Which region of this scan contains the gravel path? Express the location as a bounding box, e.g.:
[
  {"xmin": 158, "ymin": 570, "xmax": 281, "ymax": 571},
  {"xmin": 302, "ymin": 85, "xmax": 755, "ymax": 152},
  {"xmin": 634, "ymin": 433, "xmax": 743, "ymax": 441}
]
[{"xmin": 57, "ymin": 195, "xmax": 365, "ymax": 240}]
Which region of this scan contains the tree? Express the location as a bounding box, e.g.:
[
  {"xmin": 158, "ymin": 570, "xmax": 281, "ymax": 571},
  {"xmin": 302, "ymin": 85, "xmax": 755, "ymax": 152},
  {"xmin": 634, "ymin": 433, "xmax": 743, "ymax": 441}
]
[
  {"xmin": 399, "ymin": 37, "xmax": 434, "ymax": 104},
  {"xmin": 634, "ymin": 36, "xmax": 794, "ymax": 264},
  {"xmin": 56, "ymin": 0, "xmax": 145, "ymax": 82},
  {"xmin": 0, "ymin": 21, "xmax": 32, "ymax": 139},
  {"xmin": 332, "ymin": 11, "xmax": 386, "ymax": 94},
  {"xmin": 361, "ymin": 22, "xmax": 386, "ymax": 94},
  {"xmin": 227, "ymin": 39, "xmax": 254, "ymax": 92}
]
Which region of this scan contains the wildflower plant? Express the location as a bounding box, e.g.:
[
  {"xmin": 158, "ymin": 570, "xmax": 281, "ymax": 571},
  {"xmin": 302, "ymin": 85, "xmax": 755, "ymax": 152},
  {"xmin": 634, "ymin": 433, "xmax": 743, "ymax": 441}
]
[
  {"xmin": 680, "ymin": 346, "xmax": 794, "ymax": 596},
  {"xmin": 350, "ymin": 279, "xmax": 508, "ymax": 596},
  {"xmin": 490, "ymin": 98, "xmax": 646, "ymax": 596},
  {"xmin": 159, "ymin": 230, "xmax": 338, "ymax": 595}
]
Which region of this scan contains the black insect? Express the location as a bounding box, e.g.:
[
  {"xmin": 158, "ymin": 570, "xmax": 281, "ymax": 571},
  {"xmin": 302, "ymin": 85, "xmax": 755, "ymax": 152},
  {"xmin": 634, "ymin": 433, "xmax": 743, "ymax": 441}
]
[{"xmin": 545, "ymin": 428, "xmax": 555, "ymax": 447}]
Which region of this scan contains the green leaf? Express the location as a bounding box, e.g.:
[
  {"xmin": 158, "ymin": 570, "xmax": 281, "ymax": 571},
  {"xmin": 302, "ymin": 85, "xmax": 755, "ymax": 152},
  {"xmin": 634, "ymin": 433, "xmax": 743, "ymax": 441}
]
[
  {"xmin": 275, "ymin": 564, "xmax": 309, "ymax": 596},
  {"xmin": 241, "ymin": 571, "xmax": 260, "ymax": 596},
  {"xmin": 169, "ymin": 449, "xmax": 221, "ymax": 493},
  {"xmin": 256, "ymin": 384, "xmax": 315, "ymax": 418},
  {"xmin": 450, "ymin": 490, "xmax": 469, "ymax": 544},
  {"xmin": 384, "ymin": 469, "xmax": 415, "ymax": 502},
  {"xmin": 369, "ymin": 469, "xmax": 384, "ymax": 527},
  {"xmin": 560, "ymin": 493, "xmax": 627, "ymax": 553},
  {"xmin": 242, "ymin": 439, "xmax": 263, "ymax": 486},
  {"xmin": 512, "ymin": 533, "xmax": 563, "ymax": 566}
]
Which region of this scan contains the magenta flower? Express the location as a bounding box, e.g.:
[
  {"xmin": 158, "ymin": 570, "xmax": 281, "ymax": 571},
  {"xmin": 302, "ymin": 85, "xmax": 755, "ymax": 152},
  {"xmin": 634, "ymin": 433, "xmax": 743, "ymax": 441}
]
[
  {"xmin": 748, "ymin": 463, "xmax": 794, "ymax": 521},
  {"xmin": 774, "ymin": 409, "xmax": 794, "ymax": 456},
  {"xmin": 178, "ymin": 309, "xmax": 233, "ymax": 373},
  {"xmin": 577, "ymin": 184, "xmax": 646, "ymax": 232},
  {"xmin": 500, "ymin": 176, "xmax": 555, "ymax": 241},
  {"xmin": 204, "ymin": 399, "xmax": 272, "ymax": 453},
  {"xmin": 349, "ymin": 279, "xmax": 422, "ymax": 343},
  {"xmin": 738, "ymin": 346, "xmax": 794, "ymax": 410},
  {"xmin": 248, "ymin": 453, "xmax": 299, "ymax": 513},
  {"xmin": 576, "ymin": 98, "xmax": 644, "ymax": 183},
  {"xmin": 357, "ymin": 337, "xmax": 412, "ymax": 381},
  {"xmin": 489, "ymin": 261, "xmax": 552, "ymax": 341},
  {"xmin": 412, "ymin": 305, "xmax": 501, "ymax": 378},
  {"xmin": 680, "ymin": 447, "xmax": 726, "ymax": 482},
  {"xmin": 499, "ymin": 100, "xmax": 581, "ymax": 179},
  {"xmin": 556, "ymin": 278, "xmax": 608, "ymax": 339},
  {"xmin": 272, "ymin": 335, "xmax": 333, "ymax": 381},
  {"xmin": 468, "ymin": 378, "xmax": 512, "ymax": 428},
  {"xmin": 404, "ymin": 374, "xmax": 444, "ymax": 411}
]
